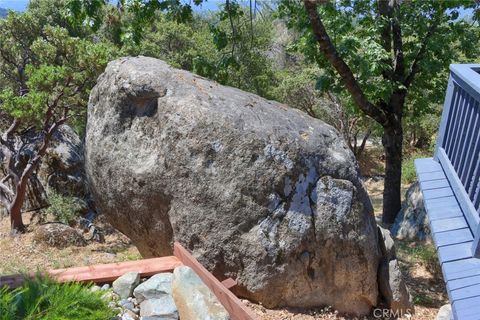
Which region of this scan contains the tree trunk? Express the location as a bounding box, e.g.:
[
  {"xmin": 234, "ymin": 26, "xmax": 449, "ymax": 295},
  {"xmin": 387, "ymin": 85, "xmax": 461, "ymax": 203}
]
[
  {"xmin": 382, "ymin": 122, "xmax": 403, "ymax": 225},
  {"xmin": 9, "ymin": 203, "xmax": 25, "ymax": 232},
  {"xmin": 8, "ymin": 173, "xmax": 30, "ymax": 233}
]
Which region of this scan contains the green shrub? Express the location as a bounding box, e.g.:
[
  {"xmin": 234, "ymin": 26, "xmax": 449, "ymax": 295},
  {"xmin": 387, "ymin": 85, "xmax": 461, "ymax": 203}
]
[
  {"xmin": 42, "ymin": 192, "xmax": 85, "ymax": 225},
  {"xmin": 0, "ymin": 276, "xmax": 115, "ymax": 320},
  {"xmin": 402, "ymin": 151, "xmax": 432, "ymax": 184}
]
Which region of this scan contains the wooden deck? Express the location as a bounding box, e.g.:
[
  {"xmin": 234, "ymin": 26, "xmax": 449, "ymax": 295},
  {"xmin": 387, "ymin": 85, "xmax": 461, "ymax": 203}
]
[
  {"xmin": 0, "ymin": 242, "xmax": 257, "ymax": 320},
  {"xmin": 416, "ymin": 158, "xmax": 479, "ymax": 319}
]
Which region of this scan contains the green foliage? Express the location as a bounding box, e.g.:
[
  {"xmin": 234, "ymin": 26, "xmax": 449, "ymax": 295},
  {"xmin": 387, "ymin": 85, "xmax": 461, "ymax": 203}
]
[
  {"xmin": 41, "ymin": 192, "xmax": 85, "ymax": 225},
  {"xmin": 274, "ymin": 66, "xmax": 324, "ymax": 116},
  {"xmin": 121, "ymin": 14, "xmax": 215, "ymax": 71},
  {"xmin": 119, "ymin": 9, "xmax": 278, "ymax": 99},
  {"xmin": 278, "ymin": 0, "xmax": 480, "ymax": 129},
  {"xmin": 196, "ymin": 9, "xmax": 278, "ymax": 98},
  {"xmin": 0, "ymin": 11, "xmax": 116, "ymax": 134},
  {"xmin": 0, "ymin": 276, "xmax": 115, "ymax": 320},
  {"xmin": 66, "ymin": 0, "xmax": 201, "ymax": 44},
  {"xmin": 402, "ymin": 150, "xmax": 432, "ymax": 184}
]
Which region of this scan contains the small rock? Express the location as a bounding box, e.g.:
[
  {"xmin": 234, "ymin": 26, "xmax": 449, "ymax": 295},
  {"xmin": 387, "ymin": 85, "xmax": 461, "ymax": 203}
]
[
  {"xmin": 90, "ymin": 285, "xmax": 101, "ymax": 292},
  {"xmin": 102, "ymin": 291, "xmax": 119, "ymax": 301},
  {"xmin": 379, "ymin": 259, "xmax": 414, "ymax": 316},
  {"xmin": 172, "ymin": 266, "xmax": 229, "ymax": 320},
  {"xmin": 134, "ymin": 273, "xmax": 173, "ymax": 303},
  {"xmin": 101, "ymin": 283, "xmax": 111, "ymax": 290},
  {"xmin": 119, "ymin": 299, "xmax": 136, "ymax": 312},
  {"xmin": 436, "ymin": 304, "xmax": 452, "ymax": 320},
  {"xmin": 378, "ymin": 226, "xmax": 396, "ymax": 260},
  {"xmin": 113, "ymin": 272, "xmax": 140, "ymax": 299},
  {"xmin": 121, "ymin": 309, "xmax": 139, "ymax": 320},
  {"xmin": 33, "ymin": 223, "xmax": 86, "ymax": 249},
  {"xmin": 139, "ymin": 295, "xmax": 178, "ymax": 319}
]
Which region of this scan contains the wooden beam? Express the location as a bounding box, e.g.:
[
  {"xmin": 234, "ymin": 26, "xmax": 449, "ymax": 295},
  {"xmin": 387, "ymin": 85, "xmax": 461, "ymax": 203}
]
[
  {"xmin": 221, "ymin": 277, "xmax": 237, "ymax": 290},
  {"xmin": 0, "ymin": 256, "xmax": 183, "ymax": 289},
  {"xmin": 173, "ymin": 242, "xmax": 258, "ymax": 320}
]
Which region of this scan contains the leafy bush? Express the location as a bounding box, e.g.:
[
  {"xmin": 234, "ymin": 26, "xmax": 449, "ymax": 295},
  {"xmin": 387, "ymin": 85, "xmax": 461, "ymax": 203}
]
[
  {"xmin": 42, "ymin": 192, "xmax": 85, "ymax": 225},
  {"xmin": 402, "ymin": 151, "xmax": 432, "ymax": 184},
  {"xmin": 0, "ymin": 276, "xmax": 115, "ymax": 320}
]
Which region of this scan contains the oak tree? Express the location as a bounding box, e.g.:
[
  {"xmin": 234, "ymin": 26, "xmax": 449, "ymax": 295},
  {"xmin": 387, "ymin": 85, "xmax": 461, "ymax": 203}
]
[
  {"xmin": 279, "ymin": 0, "xmax": 480, "ymax": 223},
  {"xmin": 0, "ymin": 12, "xmax": 114, "ymax": 232}
]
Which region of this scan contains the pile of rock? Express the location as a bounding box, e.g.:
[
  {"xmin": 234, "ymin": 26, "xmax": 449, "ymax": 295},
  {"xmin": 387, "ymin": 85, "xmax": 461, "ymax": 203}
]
[{"xmin": 96, "ymin": 266, "xmax": 230, "ymax": 320}]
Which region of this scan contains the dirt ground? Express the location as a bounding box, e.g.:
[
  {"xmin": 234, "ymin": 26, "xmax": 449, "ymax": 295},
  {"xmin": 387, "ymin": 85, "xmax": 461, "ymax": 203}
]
[
  {"xmin": 0, "ymin": 156, "xmax": 445, "ymax": 319},
  {"xmin": 0, "ymin": 213, "xmax": 141, "ymax": 274}
]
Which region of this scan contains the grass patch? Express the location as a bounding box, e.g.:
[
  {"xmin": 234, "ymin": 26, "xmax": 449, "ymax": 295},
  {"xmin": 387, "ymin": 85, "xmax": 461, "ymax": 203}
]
[
  {"xmin": 0, "ymin": 276, "xmax": 115, "ymax": 320},
  {"xmin": 397, "ymin": 241, "xmax": 441, "ymax": 277},
  {"xmin": 117, "ymin": 251, "xmax": 142, "ymax": 261},
  {"xmin": 402, "ymin": 151, "xmax": 432, "ymax": 184}
]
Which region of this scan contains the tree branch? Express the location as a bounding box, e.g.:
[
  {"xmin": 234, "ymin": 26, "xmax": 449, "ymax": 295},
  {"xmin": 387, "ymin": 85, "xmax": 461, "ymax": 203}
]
[
  {"xmin": 391, "ymin": 3, "xmax": 404, "ymax": 80},
  {"xmin": 1, "ymin": 119, "xmax": 20, "ymax": 145},
  {"xmin": 404, "ymin": 14, "xmax": 442, "ymax": 88},
  {"xmin": 377, "ymin": 0, "xmax": 393, "ymax": 80},
  {"xmin": 303, "ymin": 0, "xmax": 387, "ymax": 125},
  {"xmin": 0, "ymin": 181, "xmax": 14, "ymax": 198}
]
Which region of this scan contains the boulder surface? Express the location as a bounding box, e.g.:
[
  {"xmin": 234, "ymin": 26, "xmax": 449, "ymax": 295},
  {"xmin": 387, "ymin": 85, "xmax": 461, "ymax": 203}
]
[
  {"xmin": 86, "ymin": 57, "xmax": 382, "ymax": 314},
  {"xmin": 391, "ymin": 181, "xmax": 430, "ymax": 241},
  {"xmin": 113, "ymin": 272, "xmax": 140, "ymax": 299},
  {"xmin": 172, "ymin": 266, "xmax": 229, "ymax": 320}
]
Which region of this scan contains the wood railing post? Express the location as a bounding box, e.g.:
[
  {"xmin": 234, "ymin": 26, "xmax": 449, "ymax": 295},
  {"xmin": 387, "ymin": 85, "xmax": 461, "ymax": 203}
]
[{"xmin": 435, "ymin": 76, "xmax": 455, "ymax": 161}]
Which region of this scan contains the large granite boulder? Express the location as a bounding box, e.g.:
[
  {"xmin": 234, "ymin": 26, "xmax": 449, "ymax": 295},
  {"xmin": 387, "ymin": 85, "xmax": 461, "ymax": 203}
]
[
  {"xmin": 85, "ymin": 57, "xmax": 383, "ymax": 315},
  {"xmin": 391, "ymin": 182, "xmax": 430, "ymax": 241},
  {"xmin": 38, "ymin": 125, "xmax": 87, "ymax": 198}
]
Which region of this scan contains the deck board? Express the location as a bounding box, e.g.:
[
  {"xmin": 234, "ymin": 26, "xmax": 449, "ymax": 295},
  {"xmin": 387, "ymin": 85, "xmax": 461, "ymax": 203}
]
[
  {"xmin": 418, "ymin": 170, "xmax": 447, "ymax": 181},
  {"xmin": 423, "ymin": 187, "xmax": 455, "ymax": 200},
  {"xmin": 449, "ymin": 274, "xmax": 480, "ymax": 291},
  {"xmin": 430, "ymin": 217, "xmax": 469, "ymax": 234},
  {"xmin": 450, "ymin": 282, "xmax": 480, "ymax": 301},
  {"xmin": 443, "ymin": 258, "xmax": 480, "ymax": 281},
  {"xmin": 425, "ymin": 196, "xmax": 461, "ymax": 210},
  {"xmin": 420, "ymin": 179, "xmax": 451, "ymax": 190},
  {"xmin": 415, "ymin": 158, "xmax": 443, "ymax": 173},
  {"xmin": 427, "ymin": 206, "xmax": 463, "ymax": 221},
  {"xmin": 438, "ymin": 242, "xmax": 474, "ymax": 263},
  {"xmin": 433, "ymin": 228, "xmax": 473, "ymax": 248},
  {"xmin": 453, "ymin": 296, "xmax": 480, "ymax": 319}
]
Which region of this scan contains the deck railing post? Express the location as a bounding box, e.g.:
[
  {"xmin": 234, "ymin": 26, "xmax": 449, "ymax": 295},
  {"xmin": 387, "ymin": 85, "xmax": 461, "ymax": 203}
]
[{"xmin": 434, "ymin": 76, "xmax": 455, "ymax": 161}]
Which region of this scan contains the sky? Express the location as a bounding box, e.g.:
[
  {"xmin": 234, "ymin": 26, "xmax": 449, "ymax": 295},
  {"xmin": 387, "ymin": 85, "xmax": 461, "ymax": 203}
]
[{"xmin": 0, "ymin": 0, "xmax": 29, "ymax": 11}]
